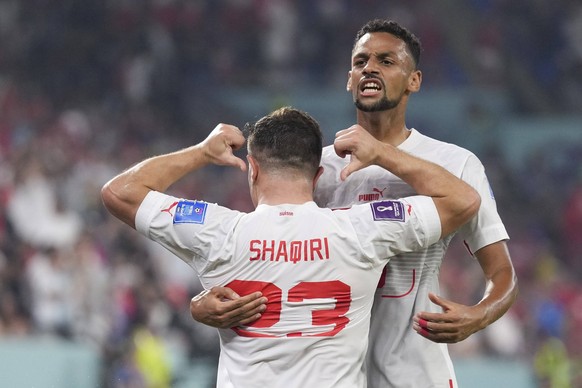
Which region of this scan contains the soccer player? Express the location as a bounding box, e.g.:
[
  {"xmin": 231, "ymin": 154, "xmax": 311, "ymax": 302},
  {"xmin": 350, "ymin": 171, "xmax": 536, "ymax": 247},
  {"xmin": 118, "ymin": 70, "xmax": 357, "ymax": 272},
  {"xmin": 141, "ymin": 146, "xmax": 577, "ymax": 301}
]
[
  {"xmin": 101, "ymin": 107, "xmax": 480, "ymax": 388},
  {"xmin": 190, "ymin": 20, "xmax": 518, "ymax": 388}
]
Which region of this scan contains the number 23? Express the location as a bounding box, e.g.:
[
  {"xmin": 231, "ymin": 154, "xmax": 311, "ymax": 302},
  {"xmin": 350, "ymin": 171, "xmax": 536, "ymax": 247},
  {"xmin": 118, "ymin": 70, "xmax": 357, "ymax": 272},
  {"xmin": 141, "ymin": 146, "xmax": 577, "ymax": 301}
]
[{"xmin": 226, "ymin": 280, "xmax": 351, "ymax": 338}]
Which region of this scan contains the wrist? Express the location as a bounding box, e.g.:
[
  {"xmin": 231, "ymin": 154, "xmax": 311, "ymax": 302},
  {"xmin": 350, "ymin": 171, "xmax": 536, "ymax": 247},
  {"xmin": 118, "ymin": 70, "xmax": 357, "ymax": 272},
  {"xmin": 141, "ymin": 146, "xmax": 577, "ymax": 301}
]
[
  {"xmin": 182, "ymin": 144, "xmax": 211, "ymax": 169},
  {"xmin": 376, "ymin": 143, "xmax": 399, "ymax": 171},
  {"xmin": 192, "ymin": 288, "xmax": 210, "ymax": 302},
  {"xmin": 473, "ymin": 302, "xmax": 490, "ymax": 330}
]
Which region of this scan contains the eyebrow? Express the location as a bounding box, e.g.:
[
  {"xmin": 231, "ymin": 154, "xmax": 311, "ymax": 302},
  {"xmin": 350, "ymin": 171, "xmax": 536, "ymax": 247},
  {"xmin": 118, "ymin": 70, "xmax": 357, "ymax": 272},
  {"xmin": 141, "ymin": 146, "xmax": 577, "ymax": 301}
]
[{"xmin": 352, "ymin": 51, "xmax": 399, "ymax": 62}]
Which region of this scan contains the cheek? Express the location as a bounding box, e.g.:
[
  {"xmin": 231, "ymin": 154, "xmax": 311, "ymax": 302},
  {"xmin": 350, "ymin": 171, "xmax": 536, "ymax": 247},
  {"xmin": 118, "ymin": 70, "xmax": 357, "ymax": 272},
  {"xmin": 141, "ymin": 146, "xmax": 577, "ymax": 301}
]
[{"xmin": 385, "ymin": 73, "xmax": 409, "ymax": 94}]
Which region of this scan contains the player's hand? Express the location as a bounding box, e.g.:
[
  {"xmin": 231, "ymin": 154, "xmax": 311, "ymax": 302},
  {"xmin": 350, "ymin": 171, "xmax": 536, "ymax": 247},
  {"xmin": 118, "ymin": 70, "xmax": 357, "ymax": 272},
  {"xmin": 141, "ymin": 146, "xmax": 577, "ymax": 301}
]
[
  {"xmin": 190, "ymin": 286, "xmax": 267, "ymax": 329},
  {"xmin": 200, "ymin": 124, "xmax": 247, "ymax": 171},
  {"xmin": 333, "ymin": 124, "xmax": 383, "ymax": 180},
  {"xmin": 412, "ymin": 292, "xmax": 486, "ymax": 343}
]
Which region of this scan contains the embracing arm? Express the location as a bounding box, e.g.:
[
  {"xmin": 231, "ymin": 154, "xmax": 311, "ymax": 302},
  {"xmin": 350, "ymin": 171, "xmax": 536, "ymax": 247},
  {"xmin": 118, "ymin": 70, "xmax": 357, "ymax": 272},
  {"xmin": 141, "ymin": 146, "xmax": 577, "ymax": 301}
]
[
  {"xmin": 101, "ymin": 124, "xmax": 247, "ymax": 229},
  {"xmin": 413, "ymin": 240, "xmax": 518, "ymax": 343},
  {"xmin": 190, "ymin": 124, "xmax": 482, "ymax": 329},
  {"xmin": 474, "ymin": 241, "xmax": 518, "ymax": 328},
  {"xmin": 190, "ymin": 287, "xmax": 268, "ymax": 328},
  {"xmin": 334, "ymin": 125, "xmax": 481, "ymax": 237}
]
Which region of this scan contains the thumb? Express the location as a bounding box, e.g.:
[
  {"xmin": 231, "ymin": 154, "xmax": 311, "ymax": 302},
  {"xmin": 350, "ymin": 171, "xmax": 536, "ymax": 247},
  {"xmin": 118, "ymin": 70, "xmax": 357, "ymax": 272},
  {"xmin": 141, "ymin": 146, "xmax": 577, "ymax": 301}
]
[
  {"xmin": 226, "ymin": 155, "xmax": 247, "ymax": 172},
  {"xmin": 340, "ymin": 155, "xmax": 364, "ymax": 181},
  {"xmin": 213, "ymin": 286, "xmax": 241, "ymax": 300},
  {"xmin": 340, "ymin": 165, "xmax": 353, "ymax": 181},
  {"xmin": 428, "ymin": 292, "xmax": 452, "ymax": 312},
  {"xmin": 218, "ymin": 147, "xmax": 247, "ymax": 171}
]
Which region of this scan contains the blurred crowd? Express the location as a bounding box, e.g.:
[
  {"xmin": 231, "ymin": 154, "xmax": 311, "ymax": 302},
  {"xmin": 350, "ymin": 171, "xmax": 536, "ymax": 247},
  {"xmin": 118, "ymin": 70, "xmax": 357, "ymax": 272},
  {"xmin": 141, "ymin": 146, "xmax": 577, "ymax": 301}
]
[{"xmin": 0, "ymin": 1, "xmax": 581, "ymax": 387}]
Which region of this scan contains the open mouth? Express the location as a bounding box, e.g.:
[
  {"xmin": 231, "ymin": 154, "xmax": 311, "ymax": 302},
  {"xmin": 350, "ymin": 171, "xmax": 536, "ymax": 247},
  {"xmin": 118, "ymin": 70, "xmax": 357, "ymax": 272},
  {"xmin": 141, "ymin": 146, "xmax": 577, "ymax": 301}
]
[{"xmin": 359, "ymin": 79, "xmax": 382, "ymax": 96}]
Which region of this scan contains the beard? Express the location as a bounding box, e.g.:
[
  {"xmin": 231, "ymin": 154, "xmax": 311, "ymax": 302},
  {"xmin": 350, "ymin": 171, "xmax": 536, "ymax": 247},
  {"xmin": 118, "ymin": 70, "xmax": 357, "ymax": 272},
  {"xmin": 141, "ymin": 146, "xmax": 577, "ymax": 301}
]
[{"xmin": 354, "ymin": 94, "xmax": 400, "ymax": 112}]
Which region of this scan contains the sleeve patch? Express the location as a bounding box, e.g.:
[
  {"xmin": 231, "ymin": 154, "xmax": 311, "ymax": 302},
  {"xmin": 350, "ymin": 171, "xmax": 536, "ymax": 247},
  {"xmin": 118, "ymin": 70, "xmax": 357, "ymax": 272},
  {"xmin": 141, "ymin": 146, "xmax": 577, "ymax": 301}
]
[
  {"xmin": 370, "ymin": 200, "xmax": 405, "ymax": 222},
  {"xmin": 173, "ymin": 200, "xmax": 208, "ymax": 224}
]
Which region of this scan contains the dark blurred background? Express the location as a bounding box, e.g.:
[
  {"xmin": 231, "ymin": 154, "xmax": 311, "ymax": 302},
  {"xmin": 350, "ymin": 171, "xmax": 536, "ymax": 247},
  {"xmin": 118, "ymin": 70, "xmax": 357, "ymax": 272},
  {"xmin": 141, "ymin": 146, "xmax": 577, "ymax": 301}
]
[{"xmin": 0, "ymin": 1, "xmax": 581, "ymax": 387}]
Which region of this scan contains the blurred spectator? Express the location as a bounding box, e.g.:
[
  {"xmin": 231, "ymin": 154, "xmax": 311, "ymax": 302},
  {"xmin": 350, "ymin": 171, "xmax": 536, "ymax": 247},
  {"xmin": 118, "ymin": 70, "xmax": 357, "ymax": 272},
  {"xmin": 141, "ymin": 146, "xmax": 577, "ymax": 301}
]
[
  {"xmin": 560, "ymin": 1, "xmax": 582, "ymax": 111},
  {"xmin": 132, "ymin": 327, "xmax": 172, "ymax": 388},
  {"xmin": 262, "ymin": 0, "xmax": 299, "ymax": 88},
  {"xmin": 25, "ymin": 248, "xmax": 75, "ymax": 337},
  {"xmin": 7, "ymin": 157, "xmax": 82, "ymax": 248},
  {"xmin": 562, "ymin": 170, "xmax": 582, "ymax": 275}
]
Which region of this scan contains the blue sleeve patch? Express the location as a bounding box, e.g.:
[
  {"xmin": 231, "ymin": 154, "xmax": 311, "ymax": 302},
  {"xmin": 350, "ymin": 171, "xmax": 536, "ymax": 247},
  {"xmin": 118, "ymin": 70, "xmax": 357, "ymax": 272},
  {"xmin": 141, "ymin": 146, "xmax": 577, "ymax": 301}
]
[
  {"xmin": 173, "ymin": 200, "xmax": 208, "ymax": 224},
  {"xmin": 370, "ymin": 200, "xmax": 405, "ymax": 222}
]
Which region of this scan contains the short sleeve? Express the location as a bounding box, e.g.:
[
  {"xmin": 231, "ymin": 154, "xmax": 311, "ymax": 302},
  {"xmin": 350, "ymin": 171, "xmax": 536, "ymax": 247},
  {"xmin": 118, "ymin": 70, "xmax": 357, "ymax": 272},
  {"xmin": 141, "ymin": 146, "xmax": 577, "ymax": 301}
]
[
  {"xmin": 135, "ymin": 191, "xmax": 243, "ymax": 274},
  {"xmin": 348, "ymin": 195, "xmax": 441, "ymax": 263},
  {"xmin": 458, "ymin": 155, "xmax": 509, "ymax": 254}
]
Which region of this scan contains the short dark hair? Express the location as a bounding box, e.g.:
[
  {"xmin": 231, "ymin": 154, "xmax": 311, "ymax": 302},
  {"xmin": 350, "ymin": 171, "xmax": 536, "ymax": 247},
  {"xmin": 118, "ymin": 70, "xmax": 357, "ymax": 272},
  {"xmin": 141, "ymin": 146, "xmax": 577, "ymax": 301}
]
[
  {"xmin": 245, "ymin": 107, "xmax": 322, "ymax": 177},
  {"xmin": 354, "ymin": 19, "xmax": 422, "ymax": 68}
]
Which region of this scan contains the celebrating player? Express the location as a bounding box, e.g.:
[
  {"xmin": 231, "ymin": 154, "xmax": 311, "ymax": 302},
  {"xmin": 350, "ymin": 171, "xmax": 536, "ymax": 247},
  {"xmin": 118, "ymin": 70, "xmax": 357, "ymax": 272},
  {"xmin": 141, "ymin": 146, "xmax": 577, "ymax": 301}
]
[
  {"xmin": 190, "ymin": 19, "xmax": 518, "ymax": 388},
  {"xmin": 102, "ymin": 107, "xmax": 479, "ymax": 388}
]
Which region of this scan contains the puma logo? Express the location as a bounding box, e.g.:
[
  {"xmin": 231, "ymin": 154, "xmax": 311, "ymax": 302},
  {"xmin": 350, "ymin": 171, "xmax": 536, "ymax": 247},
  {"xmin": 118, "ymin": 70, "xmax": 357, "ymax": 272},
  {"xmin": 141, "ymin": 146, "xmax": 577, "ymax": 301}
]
[
  {"xmin": 372, "ymin": 187, "xmax": 387, "ymax": 196},
  {"xmin": 358, "ymin": 187, "xmax": 387, "ymax": 202},
  {"xmin": 161, "ymin": 201, "xmax": 179, "ymax": 217}
]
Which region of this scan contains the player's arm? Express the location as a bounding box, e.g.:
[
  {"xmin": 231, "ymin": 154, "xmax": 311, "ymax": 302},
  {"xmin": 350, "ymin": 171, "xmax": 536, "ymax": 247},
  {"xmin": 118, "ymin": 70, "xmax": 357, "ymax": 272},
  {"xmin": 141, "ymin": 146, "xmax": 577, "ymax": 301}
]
[
  {"xmin": 189, "ymin": 124, "xmax": 481, "ymax": 329},
  {"xmin": 101, "ymin": 124, "xmax": 246, "ymax": 229},
  {"xmin": 334, "ymin": 125, "xmax": 481, "ymax": 236},
  {"xmin": 413, "ymin": 240, "xmax": 518, "ymax": 343},
  {"xmin": 190, "ymin": 287, "xmax": 268, "ymax": 328}
]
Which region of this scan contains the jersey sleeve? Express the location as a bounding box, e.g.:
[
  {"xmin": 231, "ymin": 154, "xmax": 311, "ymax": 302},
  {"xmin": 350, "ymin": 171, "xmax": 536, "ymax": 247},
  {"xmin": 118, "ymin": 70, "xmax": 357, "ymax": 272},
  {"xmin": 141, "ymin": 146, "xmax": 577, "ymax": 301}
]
[
  {"xmin": 349, "ymin": 195, "xmax": 441, "ymax": 264},
  {"xmin": 135, "ymin": 191, "xmax": 243, "ymax": 275},
  {"xmin": 458, "ymin": 154, "xmax": 509, "ymax": 253}
]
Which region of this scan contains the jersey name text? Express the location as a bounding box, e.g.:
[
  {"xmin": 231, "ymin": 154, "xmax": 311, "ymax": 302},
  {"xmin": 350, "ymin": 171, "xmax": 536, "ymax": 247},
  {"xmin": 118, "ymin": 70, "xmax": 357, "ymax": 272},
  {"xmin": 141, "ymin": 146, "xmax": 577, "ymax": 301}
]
[{"xmin": 249, "ymin": 237, "xmax": 330, "ymax": 263}]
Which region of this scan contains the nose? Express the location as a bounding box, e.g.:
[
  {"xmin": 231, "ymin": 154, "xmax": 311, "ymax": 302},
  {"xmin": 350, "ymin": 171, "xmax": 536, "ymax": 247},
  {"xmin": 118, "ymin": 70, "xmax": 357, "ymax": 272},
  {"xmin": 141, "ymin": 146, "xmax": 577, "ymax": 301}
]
[{"xmin": 362, "ymin": 59, "xmax": 379, "ymax": 75}]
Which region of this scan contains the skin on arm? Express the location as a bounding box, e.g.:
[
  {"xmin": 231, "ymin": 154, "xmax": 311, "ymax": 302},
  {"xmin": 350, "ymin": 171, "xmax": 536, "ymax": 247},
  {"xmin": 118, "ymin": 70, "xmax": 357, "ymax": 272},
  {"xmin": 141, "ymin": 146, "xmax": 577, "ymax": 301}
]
[
  {"xmin": 190, "ymin": 124, "xmax": 482, "ymax": 329},
  {"xmin": 102, "ymin": 124, "xmax": 260, "ymax": 329},
  {"xmin": 190, "ymin": 287, "xmax": 268, "ymax": 328},
  {"xmin": 336, "ymin": 125, "xmax": 517, "ymax": 343},
  {"xmin": 101, "ymin": 124, "xmax": 247, "ymax": 229},
  {"xmin": 413, "ymin": 240, "xmax": 518, "ymax": 343},
  {"xmin": 334, "ymin": 124, "xmax": 481, "ymax": 237}
]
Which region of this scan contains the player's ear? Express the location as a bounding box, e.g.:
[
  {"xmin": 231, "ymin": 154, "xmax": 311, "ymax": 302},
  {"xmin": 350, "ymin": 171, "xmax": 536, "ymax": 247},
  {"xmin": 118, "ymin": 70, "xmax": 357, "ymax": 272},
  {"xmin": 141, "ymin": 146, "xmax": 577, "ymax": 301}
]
[
  {"xmin": 346, "ymin": 71, "xmax": 353, "ymax": 91},
  {"xmin": 313, "ymin": 166, "xmax": 324, "ymax": 190},
  {"xmin": 247, "ymin": 155, "xmax": 259, "ymax": 182},
  {"xmin": 408, "ymin": 69, "xmax": 422, "ymax": 92}
]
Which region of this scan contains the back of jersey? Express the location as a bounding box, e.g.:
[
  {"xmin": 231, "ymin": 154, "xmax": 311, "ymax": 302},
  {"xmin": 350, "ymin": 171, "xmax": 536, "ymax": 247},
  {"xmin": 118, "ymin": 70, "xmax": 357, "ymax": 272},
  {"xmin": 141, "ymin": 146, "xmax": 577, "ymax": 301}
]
[
  {"xmin": 211, "ymin": 202, "xmax": 384, "ymax": 388},
  {"xmin": 136, "ymin": 191, "xmax": 440, "ymax": 388}
]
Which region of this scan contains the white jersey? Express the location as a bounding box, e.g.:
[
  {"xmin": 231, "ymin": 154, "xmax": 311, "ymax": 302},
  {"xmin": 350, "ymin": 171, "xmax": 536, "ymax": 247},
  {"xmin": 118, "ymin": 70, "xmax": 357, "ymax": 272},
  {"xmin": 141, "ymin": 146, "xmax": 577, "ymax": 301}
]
[
  {"xmin": 135, "ymin": 191, "xmax": 441, "ymax": 388},
  {"xmin": 314, "ymin": 128, "xmax": 509, "ymax": 388}
]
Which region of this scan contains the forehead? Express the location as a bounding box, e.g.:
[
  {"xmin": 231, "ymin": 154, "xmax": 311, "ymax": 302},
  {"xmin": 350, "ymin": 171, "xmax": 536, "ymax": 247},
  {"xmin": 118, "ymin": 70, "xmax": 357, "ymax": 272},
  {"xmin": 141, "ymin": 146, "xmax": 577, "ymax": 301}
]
[{"xmin": 352, "ymin": 32, "xmax": 411, "ymax": 61}]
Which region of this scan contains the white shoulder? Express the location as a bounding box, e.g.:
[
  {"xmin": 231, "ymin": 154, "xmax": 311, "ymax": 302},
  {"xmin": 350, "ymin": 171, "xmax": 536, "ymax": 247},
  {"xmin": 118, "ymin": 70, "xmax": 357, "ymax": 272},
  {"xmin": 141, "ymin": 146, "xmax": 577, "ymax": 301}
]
[{"xmin": 409, "ymin": 129, "xmax": 480, "ymax": 175}]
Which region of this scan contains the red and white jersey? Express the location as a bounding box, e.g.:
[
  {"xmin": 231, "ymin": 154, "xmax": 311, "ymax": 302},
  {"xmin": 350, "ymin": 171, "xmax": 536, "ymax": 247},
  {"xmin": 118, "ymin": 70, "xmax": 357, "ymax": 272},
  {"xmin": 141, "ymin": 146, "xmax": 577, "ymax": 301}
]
[
  {"xmin": 315, "ymin": 128, "xmax": 509, "ymax": 388},
  {"xmin": 135, "ymin": 191, "xmax": 441, "ymax": 388}
]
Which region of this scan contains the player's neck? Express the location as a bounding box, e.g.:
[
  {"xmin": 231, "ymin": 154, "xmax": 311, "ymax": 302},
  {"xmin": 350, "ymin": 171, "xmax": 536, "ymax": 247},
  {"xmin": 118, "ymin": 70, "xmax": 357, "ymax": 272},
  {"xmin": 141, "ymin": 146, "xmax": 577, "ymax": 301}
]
[
  {"xmin": 255, "ymin": 176, "xmax": 314, "ymax": 206},
  {"xmin": 356, "ymin": 107, "xmax": 411, "ymax": 147}
]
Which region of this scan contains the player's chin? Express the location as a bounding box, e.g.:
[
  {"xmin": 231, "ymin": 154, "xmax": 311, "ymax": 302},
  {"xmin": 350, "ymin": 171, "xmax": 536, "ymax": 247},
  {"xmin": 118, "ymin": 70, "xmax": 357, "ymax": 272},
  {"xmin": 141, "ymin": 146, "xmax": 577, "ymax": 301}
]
[{"xmin": 354, "ymin": 98, "xmax": 390, "ymax": 113}]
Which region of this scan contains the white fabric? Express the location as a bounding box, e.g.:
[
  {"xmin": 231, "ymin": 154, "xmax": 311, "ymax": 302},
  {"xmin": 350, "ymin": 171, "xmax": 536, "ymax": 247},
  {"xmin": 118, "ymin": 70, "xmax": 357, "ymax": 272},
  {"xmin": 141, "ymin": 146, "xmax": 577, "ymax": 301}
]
[
  {"xmin": 136, "ymin": 190, "xmax": 441, "ymax": 388},
  {"xmin": 314, "ymin": 128, "xmax": 509, "ymax": 388}
]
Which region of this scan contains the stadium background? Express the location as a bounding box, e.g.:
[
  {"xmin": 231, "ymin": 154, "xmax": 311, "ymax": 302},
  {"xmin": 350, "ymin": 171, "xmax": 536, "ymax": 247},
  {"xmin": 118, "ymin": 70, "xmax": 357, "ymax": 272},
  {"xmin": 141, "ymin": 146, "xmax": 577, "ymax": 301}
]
[{"xmin": 0, "ymin": 1, "xmax": 581, "ymax": 387}]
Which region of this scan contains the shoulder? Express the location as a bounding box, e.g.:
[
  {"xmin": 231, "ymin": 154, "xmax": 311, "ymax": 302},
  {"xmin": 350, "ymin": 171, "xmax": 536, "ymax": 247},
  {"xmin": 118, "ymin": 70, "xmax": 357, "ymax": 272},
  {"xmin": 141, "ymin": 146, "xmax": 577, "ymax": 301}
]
[
  {"xmin": 408, "ymin": 129, "xmax": 481, "ymax": 174},
  {"xmin": 412, "ymin": 129, "xmax": 475, "ymax": 156},
  {"xmin": 136, "ymin": 192, "xmax": 242, "ymax": 233}
]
